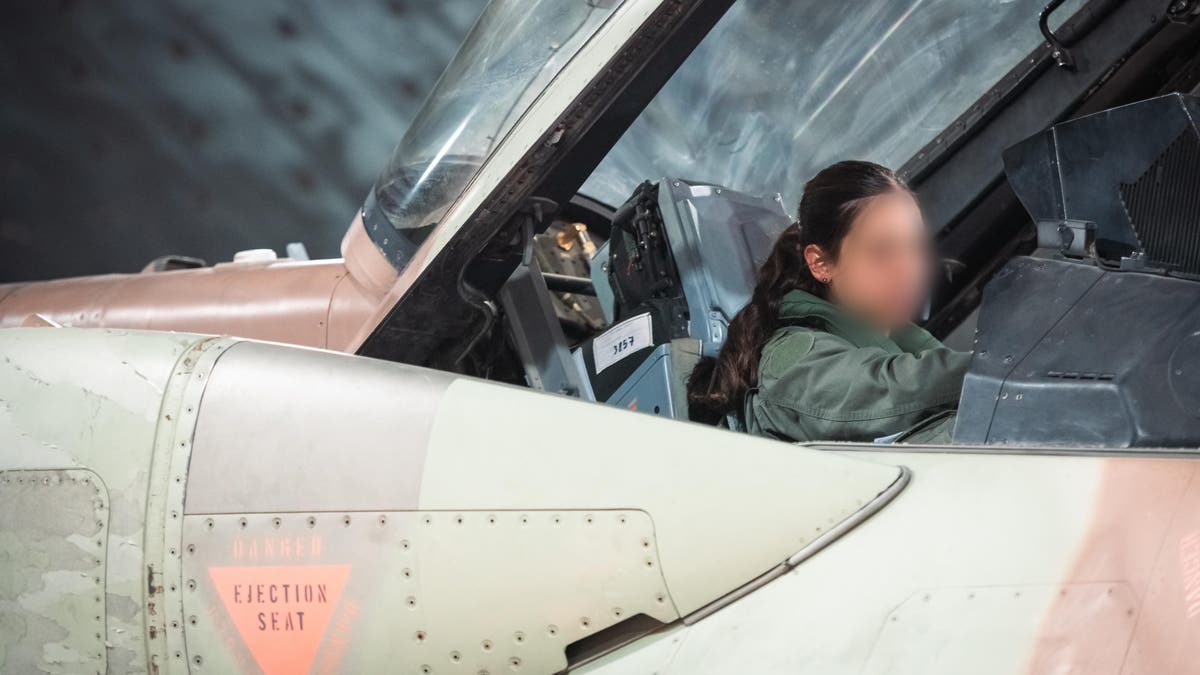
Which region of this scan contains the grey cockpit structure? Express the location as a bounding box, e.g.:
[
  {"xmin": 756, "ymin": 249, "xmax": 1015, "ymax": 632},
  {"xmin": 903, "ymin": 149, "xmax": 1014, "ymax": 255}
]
[
  {"xmin": 501, "ymin": 177, "xmax": 789, "ymax": 418},
  {"xmin": 501, "ymin": 94, "xmax": 1200, "ymax": 451}
]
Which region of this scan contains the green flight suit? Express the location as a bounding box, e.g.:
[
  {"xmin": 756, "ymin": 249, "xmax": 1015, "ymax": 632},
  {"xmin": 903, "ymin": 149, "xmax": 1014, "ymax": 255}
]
[{"xmin": 745, "ymin": 289, "xmax": 971, "ymax": 443}]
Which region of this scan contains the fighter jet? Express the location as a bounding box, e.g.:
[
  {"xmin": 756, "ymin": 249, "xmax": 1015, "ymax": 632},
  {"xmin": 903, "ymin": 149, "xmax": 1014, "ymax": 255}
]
[{"xmin": 3, "ymin": 0, "xmax": 1200, "ymax": 673}]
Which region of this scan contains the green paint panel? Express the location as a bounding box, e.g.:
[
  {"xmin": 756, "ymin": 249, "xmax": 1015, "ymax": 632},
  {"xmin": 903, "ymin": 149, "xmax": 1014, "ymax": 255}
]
[{"xmin": 0, "ymin": 469, "xmax": 109, "ymax": 675}]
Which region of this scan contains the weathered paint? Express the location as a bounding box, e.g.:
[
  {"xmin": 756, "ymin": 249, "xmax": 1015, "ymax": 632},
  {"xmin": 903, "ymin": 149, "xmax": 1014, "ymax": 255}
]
[
  {"xmin": 3, "ymin": 328, "xmax": 1200, "ymax": 674},
  {"xmin": 1029, "ymin": 459, "xmax": 1200, "ymax": 674},
  {"xmin": 181, "ymin": 510, "xmax": 673, "ymax": 675},
  {"xmin": 0, "ymin": 469, "xmax": 109, "ymax": 674},
  {"xmin": 580, "ymin": 453, "xmax": 1200, "ymax": 675},
  {"xmin": 0, "ymin": 328, "xmax": 903, "ymax": 673},
  {"xmin": 184, "ymin": 340, "xmax": 454, "ymax": 514},
  {"xmin": 0, "ymin": 212, "xmax": 392, "ymax": 354}
]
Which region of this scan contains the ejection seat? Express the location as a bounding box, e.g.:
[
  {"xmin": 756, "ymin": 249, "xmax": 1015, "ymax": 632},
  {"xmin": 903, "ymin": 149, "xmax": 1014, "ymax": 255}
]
[{"xmin": 572, "ymin": 178, "xmax": 790, "ymax": 419}]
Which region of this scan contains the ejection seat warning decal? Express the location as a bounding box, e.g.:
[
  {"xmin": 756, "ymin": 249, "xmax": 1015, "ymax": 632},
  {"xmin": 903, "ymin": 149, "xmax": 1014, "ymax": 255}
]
[
  {"xmin": 209, "ymin": 564, "xmax": 350, "ymax": 675},
  {"xmin": 593, "ymin": 312, "xmax": 653, "ymax": 373}
]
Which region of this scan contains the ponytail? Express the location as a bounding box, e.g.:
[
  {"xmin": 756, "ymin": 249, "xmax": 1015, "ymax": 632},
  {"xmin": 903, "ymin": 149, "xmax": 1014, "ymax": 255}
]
[{"xmin": 686, "ymin": 160, "xmax": 909, "ymax": 424}]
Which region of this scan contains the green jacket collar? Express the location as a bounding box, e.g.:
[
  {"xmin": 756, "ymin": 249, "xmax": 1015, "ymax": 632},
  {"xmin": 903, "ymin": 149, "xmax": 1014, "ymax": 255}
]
[{"xmin": 777, "ymin": 289, "xmax": 902, "ymax": 354}]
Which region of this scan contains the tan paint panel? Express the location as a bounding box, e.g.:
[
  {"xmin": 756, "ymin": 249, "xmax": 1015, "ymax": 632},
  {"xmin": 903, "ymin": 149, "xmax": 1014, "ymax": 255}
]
[
  {"xmin": 1029, "ymin": 460, "xmax": 1200, "ymax": 674},
  {"xmin": 0, "ymin": 260, "xmax": 377, "ymax": 351},
  {"xmin": 863, "ymin": 583, "xmax": 1138, "ymax": 675},
  {"xmin": 186, "ymin": 341, "xmax": 455, "ymax": 514},
  {"xmin": 419, "ymin": 379, "xmax": 903, "ymax": 617},
  {"xmin": 181, "ymin": 510, "xmax": 675, "ymax": 675},
  {"xmin": 583, "ymin": 451, "xmax": 1108, "ymax": 675}
]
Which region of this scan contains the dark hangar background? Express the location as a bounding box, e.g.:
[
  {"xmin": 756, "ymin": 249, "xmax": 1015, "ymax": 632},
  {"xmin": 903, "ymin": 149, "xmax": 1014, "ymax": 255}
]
[{"xmin": 0, "ymin": 0, "xmax": 487, "ymax": 283}]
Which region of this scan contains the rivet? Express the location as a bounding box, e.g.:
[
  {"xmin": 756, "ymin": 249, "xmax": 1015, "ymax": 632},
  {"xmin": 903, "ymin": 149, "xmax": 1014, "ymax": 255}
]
[
  {"xmin": 188, "ymin": 615, "xmax": 197, "ymax": 626},
  {"xmin": 401, "ymin": 539, "xmax": 411, "ymax": 551},
  {"xmin": 193, "ymin": 655, "xmax": 202, "ymax": 666},
  {"xmin": 508, "ymin": 656, "xmax": 521, "ymax": 670},
  {"xmin": 186, "ymin": 579, "xmax": 197, "ymax": 591},
  {"xmin": 455, "ymin": 515, "xmax": 464, "ymax": 525},
  {"xmin": 580, "ymin": 617, "xmax": 591, "ymax": 629},
  {"xmin": 513, "ymin": 631, "xmax": 525, "ymax": 644},
  {"xmin": 584, "ymin": 514, "xmax": 593, "ymax": 524},
  {"xmin": 343, "ymin": 515, "xmax": 351, "ymax": 527},
  {"xmin": 402, "ymin": 568, "xmax": 413, "ymax": 579},
  {"xmin": 307, "ymin": 516, "xmax": 316, "ymax": 528},
  {"xmin": 238, "ymin": 518, "xmax": 247, "ymax": 529},
  {"xmin": 613, "ymin": 607, "xmax": 623, "ymax": 618},
  {"xmin": 519, "ymin": 514, "xmax": 528, "ymax": 525},
  {"xmin": 406, "ymin": 596, "xmax": 417, "ymax": 609},
  {"xmin": 205, "ymin": 518, "xmax": 214, "ymax": 530},
  {"xmin": 420, "ymin": 666, "xmax": 431, "ymax": 674},
  {"xmin": 481, "ymin": 639, "xmax": 493, "ymax": 651},
  {"xmin": 272, "ymin": 517, "xmax": 282, "ymax": 529},
  {"xmin": 186, "ymin": 544, "xmax": 195, "ymax": 555},
  {"xmin": 449, "ymin": 651, "xmax": 461, "ymax": 663},
  {"xmin": 415, "ymin": 630, "xmax": 427, "ymax": 642},
  {"xmin": 487, "ymin": 515, "xmax": 496, "ymax": 525},
  {"xmin": 378, "ymin": 515, "xmax": 387, "ymax": 526},
  {"xmin": 655, "ymin": 593, "xmax": 666, "ymax": 604},
  {"xmin": 547, "ymin": 625, "xmax": 558, "ymax": 637}
]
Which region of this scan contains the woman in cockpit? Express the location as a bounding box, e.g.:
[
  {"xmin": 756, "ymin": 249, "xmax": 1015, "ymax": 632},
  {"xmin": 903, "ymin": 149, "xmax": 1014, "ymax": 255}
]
[{"xmin": 687, "ymin": 160, "xmax": 970, "ymax": 443}]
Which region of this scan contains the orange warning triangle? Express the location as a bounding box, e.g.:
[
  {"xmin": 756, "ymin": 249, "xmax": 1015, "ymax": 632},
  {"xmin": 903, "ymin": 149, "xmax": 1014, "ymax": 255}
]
[{"xmin": 209, "ymin": 565, "xmax": 351, "ymax": 675}]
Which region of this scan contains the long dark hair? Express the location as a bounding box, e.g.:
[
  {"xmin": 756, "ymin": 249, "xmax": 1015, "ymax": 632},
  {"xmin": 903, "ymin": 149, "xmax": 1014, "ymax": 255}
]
[{"xmin": 687, "ymin": 160, "xmax": 910, "ymax": 424}]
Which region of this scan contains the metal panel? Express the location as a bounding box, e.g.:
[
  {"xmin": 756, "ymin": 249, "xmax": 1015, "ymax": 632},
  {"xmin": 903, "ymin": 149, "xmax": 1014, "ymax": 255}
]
[
  {"xmin": 860, "ymin": 583, "xmax": 1138, "ymax": 675},
  {"xmin": 0, "ymin": 469, "xmax": 109, "ymax": 675},
  {"xmin": 180, "ymin": 510, "xmax": 674, "ymax": 675},
  {"xmin": 141, "ymin": 335, "xmax": 236, "ymax": 675},
  {"xmin": 0, "ymin": 327, "xmax": 209, "ymax": 674},
  {"xmin": 499, "ymin": 259, "xmax": 592, "ymax": 398},
  {"xmin": 420, "ymin": 378, "xmax": 904, "ymax": 617},
  {"xmin": 658, "ymin": 179, "xmax": 790, "ymax": 358},
  {"xmin": 186, "ymin": 341, "xmax": 456, "ymax": 514}
]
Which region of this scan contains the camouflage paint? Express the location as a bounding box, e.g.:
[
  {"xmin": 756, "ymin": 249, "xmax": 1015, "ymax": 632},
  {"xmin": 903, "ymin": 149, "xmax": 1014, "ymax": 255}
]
[
  {"xmin": 5, "ymin": 328, "xmax": 1200, "ymax": 674},
  {"xmin": 0, "ymin": 469, "xmax": 109, "ymax": 674}
]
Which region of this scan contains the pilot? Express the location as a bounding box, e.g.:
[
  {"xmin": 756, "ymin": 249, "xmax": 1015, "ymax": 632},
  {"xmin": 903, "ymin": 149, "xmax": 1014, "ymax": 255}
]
[{"xmin": 687, "ymin": 160, "xmax": 970, "ymax": 443}]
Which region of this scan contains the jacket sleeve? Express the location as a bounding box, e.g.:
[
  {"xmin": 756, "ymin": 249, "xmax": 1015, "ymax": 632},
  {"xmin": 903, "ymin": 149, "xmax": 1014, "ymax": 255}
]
[
  {"xmin": 890, "ymin": 323, "xmax": 947, "ymax": 353},
  {"xmin": 751, "ymin": 329, "xmax": 972, "ymax": 442}
]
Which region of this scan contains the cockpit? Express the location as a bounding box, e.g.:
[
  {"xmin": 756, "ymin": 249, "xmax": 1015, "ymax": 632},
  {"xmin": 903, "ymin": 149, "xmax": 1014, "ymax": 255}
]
[{"xmin": 347, "ymin": 0, "xmax": 1200, "ymax": 449}]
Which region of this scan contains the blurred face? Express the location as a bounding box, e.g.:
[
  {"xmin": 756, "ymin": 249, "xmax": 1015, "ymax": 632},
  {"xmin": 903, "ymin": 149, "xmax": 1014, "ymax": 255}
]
[{"xmin": 805, "ymin": 189, "xmax": 932, "ymax": 332}]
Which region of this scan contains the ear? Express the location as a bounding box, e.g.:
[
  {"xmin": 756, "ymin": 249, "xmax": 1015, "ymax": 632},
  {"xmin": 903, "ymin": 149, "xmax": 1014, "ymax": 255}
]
[{"xmin": 803, "ymin": 244, "xmax": 830, "ymax": 281}]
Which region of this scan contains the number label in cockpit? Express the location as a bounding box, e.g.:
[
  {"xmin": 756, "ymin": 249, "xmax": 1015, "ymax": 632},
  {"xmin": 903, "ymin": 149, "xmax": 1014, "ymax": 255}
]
[{"xmin": 593, "ymin": 313, "xmax": 653, "ymax": 373}]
